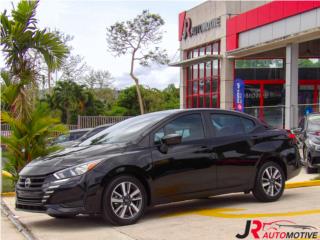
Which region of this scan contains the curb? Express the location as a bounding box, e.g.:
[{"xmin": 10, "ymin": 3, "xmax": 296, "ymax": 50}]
[
  {"xmin": 1, "ymin": 192, "xmax": 16, "ymax": 197},
  {"xmin": 285, "ymin": 180, "xmax": 320, "ymax": 189},
  {"xmin": 1, "ymin": 198, "xmax": 39, "ymax": 240}
]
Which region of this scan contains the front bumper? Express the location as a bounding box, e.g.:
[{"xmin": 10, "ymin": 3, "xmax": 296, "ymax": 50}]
[
  {"xmin": 16, "ymin": 175, "xmax": 90, "ymax": 215},
  {"xmin": 308, "ymin": 149, "xmax": 320, "ymax": 168}
]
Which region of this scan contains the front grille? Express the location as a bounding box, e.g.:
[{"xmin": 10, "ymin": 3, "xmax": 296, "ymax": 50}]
[
  {"xmin": 16, "ymin": 175, "xmax": 47, "ymax": 211},
  {"xmin": 313, "ymin": 157, "xmax": 320, "ymax": 164},
  {"xmin": 17, "ymin": 176, "xmax": 46, "ymax": 190}
]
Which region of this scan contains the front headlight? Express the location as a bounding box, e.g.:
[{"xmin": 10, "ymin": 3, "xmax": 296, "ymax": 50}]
[
  {"xmin": 53, "ymin": 159, "xmax": 102, "ymax": 180},
  {"xmin": 308, "ymin": 139, "xmax": 320, "ymax": 151}
]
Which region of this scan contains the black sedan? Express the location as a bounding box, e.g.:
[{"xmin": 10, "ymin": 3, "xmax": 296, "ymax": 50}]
[
  {"xmin": 293, "ymin": 113, "xmax": 320, "ymax": 173},
  {"xmin": 16, "ymin": 109, "xmax": 301, "ymax": 225}
]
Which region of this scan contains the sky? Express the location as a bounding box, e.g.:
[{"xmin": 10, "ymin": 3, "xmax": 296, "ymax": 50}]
[{"xmin": 0, "ymin": 0, "xmax": 203, "ymax": 89}]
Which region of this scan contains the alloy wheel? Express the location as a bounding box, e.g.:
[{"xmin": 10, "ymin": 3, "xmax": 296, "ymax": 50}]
[
  {"xmin": 110, "ymin": 181, "xmax": 143, "ymax": 219},
  {"xmin": 261, "ymin": 166, "xmax": 283, "ymax": 197}
]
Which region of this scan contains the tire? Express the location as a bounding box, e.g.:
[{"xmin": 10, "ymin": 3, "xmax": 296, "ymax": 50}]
[
  {"xmin": 306, "ymin": 155, "xmax": 318, "ymax": 174},
  {"xmin": 252, "ymin": 161, "xmax": 285, "ymax": 202},
  {"xmin": 48, "ymin": 213, "xmax": 77, "ymax": 218},
  {"xmin": 102, "ymin": 175, "xmax": 147, "ymax": 226}
]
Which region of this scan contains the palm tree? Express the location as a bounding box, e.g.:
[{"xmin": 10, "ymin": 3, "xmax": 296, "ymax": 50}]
[
  {"xmin": 0, "ymin": 0, "xmax": 69, "ymax": 120},
  {"xmin": 48, "ymin": 81, "xmax": 80, "ymax": 124},
  {"xmin": 1, "ymin": 102, "xmax": 68, "ymax": 182}
]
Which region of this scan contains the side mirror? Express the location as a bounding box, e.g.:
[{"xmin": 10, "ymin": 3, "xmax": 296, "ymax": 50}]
[
  {"xmin": 162, "ymin": 134, "xmax": 182, "ymax": 146},
  {"xmin": 292, "ymin": 128, "xmax": 302, "ymax": 134}
]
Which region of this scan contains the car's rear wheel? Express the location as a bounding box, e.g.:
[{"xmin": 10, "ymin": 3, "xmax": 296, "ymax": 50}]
[
  {"xmin": 102, "ymin": 175, "xmax": 147, "ymax": 226},
  {"xmin": 253, "ymin": 161, "xmax": 285, "ymax": 202}
]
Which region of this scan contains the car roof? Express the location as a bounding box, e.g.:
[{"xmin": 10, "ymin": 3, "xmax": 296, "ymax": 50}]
[{"xmin": 160, "ymin": 108, "xmax": 258, "ymax": 120}]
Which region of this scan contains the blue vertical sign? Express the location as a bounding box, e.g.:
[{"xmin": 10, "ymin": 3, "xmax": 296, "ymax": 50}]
[{"xmin": 233, "ymin": 78, "xmax": 245, "ymax": 112}]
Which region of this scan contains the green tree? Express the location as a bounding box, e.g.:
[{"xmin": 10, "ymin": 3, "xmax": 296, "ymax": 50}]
[
  {"xmin": 162, "ymin": 84, "xmax": 180, "ymax": 109},
  {"xmin": 115, "ymin": 86, "xmax": 141, "ymax": 115},
  {"xmin": 106, "ymin": 10, "xmax": 169, "ymax": 115},
  {"xmin": 46, "ymin": 80, "xmax": 105, "ymax": 124},
  {"xmin": 0, "ymin": 0, "xmax": 69, "ymax": 119},
  {"xmin": 1, "ymin": 102, "xmax": 67, "ymax": 183},
  {"xmin": 93, "ymin": 87, "xmax": 117, "ymax": 109},
  {"xmin": 109, "ymin": 84, "xmax": 180, "ymax": 116}
]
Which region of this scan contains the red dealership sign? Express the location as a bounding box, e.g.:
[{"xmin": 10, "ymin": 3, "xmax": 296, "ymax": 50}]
[{"xmin": 179, "ymin": 11, "xmax": 221, "ymax": 41}]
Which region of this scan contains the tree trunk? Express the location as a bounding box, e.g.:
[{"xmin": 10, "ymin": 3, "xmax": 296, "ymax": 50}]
[
  {"xmin": 130, "ymin": 51, "xmax": 144, "ymax": 114},
  {"xmin": 48, "ymin": 70, "xmax": 51, "ymax": 93},
  {"xmin": 66, "ymin": 109, "xmax": 71, "ymax": 125}
]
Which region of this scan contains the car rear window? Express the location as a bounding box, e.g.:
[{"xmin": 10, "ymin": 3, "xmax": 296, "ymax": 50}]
[{"xmin": 210, "ymin": 114, "xmax": 255, "ymax": 137}]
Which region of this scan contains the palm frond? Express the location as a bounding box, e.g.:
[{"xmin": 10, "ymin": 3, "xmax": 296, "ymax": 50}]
[
  {"xmin": 11, "ymin": 0, "xmax": 39, "ymax": 30},
  {"xmin": 33, "ymin": 30, "xmax": 69, "ymax": 71}
]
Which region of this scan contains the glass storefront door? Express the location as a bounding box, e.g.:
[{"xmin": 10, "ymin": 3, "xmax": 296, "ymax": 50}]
[
  {"xmin": 244, "ymin": 82, "xmax": 285, "ymax": 128},
  {"xmin": 244, "ymin": 84, "xmax": 260, "ymax": 119},
  {"xmin": 298, "ymin": 83, "xmax": 320, "ymax": 120},
  {"xmin": 263, "ymin": 84, "xmax": 285, "ymax": 128}
]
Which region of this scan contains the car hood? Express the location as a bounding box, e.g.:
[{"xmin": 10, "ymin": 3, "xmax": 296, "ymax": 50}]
[{"xmin": 19, "ymin": 143, "xmax": 127, "ymax": 176}]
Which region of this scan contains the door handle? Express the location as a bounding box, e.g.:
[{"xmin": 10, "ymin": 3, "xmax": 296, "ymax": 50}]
[{"xmin": 251, "ymin": 135, "xmax": 259, "ymax": 140}]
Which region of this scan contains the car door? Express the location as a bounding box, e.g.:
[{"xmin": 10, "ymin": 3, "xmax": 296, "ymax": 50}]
[
  {"xmin": 150, "ymin": 113, "xmax": 216, "ymax": 200},
  {"xmin": 206, "ymin": 112, "xmax": 258, "ymax": 189}
]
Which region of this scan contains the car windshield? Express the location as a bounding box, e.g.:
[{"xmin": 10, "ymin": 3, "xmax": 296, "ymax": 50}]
[
  {"xmin": 91, "ymin": 111, "xmax": 177, "ymax": 145},
  {"xmin": 53, "ymin": 134, "xmax": 70, "ymax": 143},
  {"xmin": 308, "ymin": 115, "xmax": 320, "ymax": 132},
  {"xmin": 78, "ymin": 126, "xmax": 108, "ymax": 141}
]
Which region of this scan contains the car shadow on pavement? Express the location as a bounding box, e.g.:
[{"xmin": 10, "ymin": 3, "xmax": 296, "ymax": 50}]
[
  {"xmin": 28, "ymin": 191, "xmax": 298, "ymax": 229},
  {"xmin": 143, "ymin": 192, "xmax": 297, "ymax": 220}
]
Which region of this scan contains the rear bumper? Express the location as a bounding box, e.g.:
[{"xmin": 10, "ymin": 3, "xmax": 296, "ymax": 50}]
[
  {"xmin": 286, "ymin": 146, "xmax": 302, "ymax": 180},
  {"xmin": 307, "ymin": 148, "xmax": 320, "ymax": 168},
  {"xmin": 287, "ymin": 164, "xmax": 301, "ymax": 180}
]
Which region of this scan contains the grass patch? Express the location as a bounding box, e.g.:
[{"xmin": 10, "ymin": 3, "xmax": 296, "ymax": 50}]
[
  {"xmin": 1, "ymin": 177, "xmax": 15, "ymax": 193},
  {"xmin": 1, "ymin": 154, "xmax": 15, "ymax": 192}
]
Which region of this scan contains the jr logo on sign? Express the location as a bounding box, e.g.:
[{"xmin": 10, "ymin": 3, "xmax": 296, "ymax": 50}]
[
  {"xmin": 182, "ymin": 17, "xmax": 191, "ymax": 40},
  {"xmin": 236, "ymin": 220, "xmax": 262, "ymax": 239},
  {"xmin": 236, "ymin": 219, "xmax": 318, "ymax": 239}
]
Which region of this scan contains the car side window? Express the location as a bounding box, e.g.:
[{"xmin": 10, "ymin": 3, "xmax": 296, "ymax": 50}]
[
  {"xmin": 241, "ymin": 117, "xmax": 255, "ymax": 133},
  {"xmin": 210, "ymin": 114, "xmax": 254, "ymax": 137},
  {"xmin": 154, "ymin": 114, "xmax": 204, "ymax": 144}
]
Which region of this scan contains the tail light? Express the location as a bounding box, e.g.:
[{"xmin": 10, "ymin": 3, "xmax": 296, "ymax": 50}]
[{"xmin": 286, "ymin": 129, "xmax": 297, "ymax": 144}]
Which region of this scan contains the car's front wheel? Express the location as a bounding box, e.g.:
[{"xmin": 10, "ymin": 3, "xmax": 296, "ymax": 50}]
[
  {"xmin": 102, "ymin": 175, "xmax": 147, "ymax": 226},
  {"xmin": 306, "ymin": 155, "xmax": 318, "ymax": 174},
  {"xmin": 253, "ymin": 161, "xmax": 285, "ymax": 202}
]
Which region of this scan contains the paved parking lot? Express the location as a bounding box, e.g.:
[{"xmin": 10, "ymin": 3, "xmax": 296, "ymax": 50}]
[{"xmin": 2, "ymin": 186, "xmax": 320, "ymax": 240}]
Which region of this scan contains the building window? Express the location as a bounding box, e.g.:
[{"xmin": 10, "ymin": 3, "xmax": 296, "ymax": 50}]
[
  {"xmin": 234, "ymin": 58, "xmax": 320, "ymax": 127},
  {"xmin": 298, "ymin": 58, "xmax": 320, "ymax": 119},
  {"xmin": 185, "ymin": 41, "xmax": 220, "ymax": 108},
  {"xmin": 235, "ymin": 58, "xmax": 285, "ymax": 129}
]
